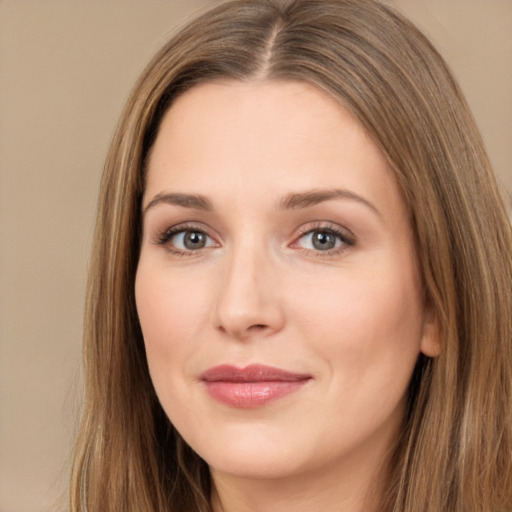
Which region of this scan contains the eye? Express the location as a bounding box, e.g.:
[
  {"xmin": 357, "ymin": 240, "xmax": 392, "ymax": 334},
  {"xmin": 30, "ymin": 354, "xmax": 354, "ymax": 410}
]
[
  {"xmin": 172, "ymin": 230, "xmax": 213, "ymax": 250},
  {"xmin": 293, "ymin": 225, "xmax": 355, "ymax": 255},
  {"xmin": 155, "ymin": 225, "xmax": 217, "ymax": 253},
  {"xmin": 301, "ymin": 230, "xmax": 340, "ymax": 251}
]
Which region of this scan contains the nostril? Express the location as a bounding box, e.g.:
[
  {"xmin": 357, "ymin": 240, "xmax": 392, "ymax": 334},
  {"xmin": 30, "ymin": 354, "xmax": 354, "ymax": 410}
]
[{"xmin": 249, "ymin": 324, "xmax": 268, "ymax": 331}]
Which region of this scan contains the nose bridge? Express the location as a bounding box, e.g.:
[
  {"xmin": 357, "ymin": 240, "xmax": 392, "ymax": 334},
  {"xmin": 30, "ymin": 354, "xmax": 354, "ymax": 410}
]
[{"xmin": 213, "ymin": 234, "xmax": 283, "ymax": 339}]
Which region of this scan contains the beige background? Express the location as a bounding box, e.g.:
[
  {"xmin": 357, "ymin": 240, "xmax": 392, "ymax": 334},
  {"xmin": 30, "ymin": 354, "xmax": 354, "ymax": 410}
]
[{"xmin": 0, "ymin": 1, "xmax": 510, "ymax": 511}]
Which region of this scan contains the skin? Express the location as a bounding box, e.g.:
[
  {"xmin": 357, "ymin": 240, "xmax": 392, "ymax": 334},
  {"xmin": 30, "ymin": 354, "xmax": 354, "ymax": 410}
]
[{"xmin": 135, "ymin": 80, "xmax": 439, "ymax": 512}]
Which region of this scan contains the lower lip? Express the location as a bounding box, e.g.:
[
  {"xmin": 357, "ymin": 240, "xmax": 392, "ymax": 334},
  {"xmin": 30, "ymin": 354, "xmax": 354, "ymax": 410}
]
[{"xmin": 204, "ymin": 380, "xmax": 309, "ymax": 408}]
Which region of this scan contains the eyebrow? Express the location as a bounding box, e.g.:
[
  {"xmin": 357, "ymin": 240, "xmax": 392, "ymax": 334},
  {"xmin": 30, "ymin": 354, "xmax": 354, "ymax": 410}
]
[
  {"xmin": 143, "ymin": 188, "xmax": 380, "ymax": 217},
  {"xmin": 143, "ymin": 192, "xmax": 212, "ymax": 214},
  {"xmin": 279, "ymin": 188, "xmax": 381, "ymax": 217}
]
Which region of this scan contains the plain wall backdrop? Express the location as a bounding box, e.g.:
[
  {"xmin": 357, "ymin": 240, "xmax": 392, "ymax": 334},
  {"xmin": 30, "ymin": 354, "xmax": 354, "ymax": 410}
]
[{"xmin": 0, "ymin": 1, "xmax": 511, "ymax": 511}]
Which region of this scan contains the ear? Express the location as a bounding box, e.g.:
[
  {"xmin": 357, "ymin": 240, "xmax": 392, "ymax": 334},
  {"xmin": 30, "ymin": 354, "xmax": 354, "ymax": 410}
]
[{"xmin": 420, "ymin": 307, "xmax": 441, "ymax": 357}]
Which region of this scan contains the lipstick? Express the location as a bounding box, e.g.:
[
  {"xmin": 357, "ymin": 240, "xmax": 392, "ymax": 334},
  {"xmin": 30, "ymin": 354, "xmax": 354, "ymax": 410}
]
[{"xmin": 200, "ymin": 364, "xmax": 311, "ymax": 408}]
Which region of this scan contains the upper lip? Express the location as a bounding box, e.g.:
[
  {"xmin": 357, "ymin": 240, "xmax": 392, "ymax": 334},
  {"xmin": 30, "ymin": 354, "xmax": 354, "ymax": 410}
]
[{"xmin": 200, "ymin": 364, "xmax": 311, "ymax": 382}]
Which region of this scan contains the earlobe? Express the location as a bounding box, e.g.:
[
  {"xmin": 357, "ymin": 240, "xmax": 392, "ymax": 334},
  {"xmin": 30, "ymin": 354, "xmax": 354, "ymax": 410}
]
[{"xmin": 420, "ymin": 308, "xmax": 442, "ymax": 358}]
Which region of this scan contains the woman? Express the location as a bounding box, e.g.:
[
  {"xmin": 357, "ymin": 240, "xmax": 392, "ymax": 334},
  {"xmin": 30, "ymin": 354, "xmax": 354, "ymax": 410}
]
[{"xmin": 70, "ymin": 0, "xmax": 512, "ymax": 511}]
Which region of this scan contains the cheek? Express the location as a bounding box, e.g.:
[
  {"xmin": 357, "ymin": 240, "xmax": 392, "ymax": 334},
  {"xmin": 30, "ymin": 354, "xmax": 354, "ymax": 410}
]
[
  {"xmin": 291, "ymin": 259, "xmax": 425, "ymax": 385},
  {"xmin": 134, "ymin": 262, "xmax": 211, "ymax": 390}
]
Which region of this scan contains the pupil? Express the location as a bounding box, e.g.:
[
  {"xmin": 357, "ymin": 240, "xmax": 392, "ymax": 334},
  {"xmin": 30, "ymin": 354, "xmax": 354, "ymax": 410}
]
[
  {"xmin": 184, "ymin": 231, "xmax": 205, "ymax": 249},
  {"xmin": 313, "ymin": 231, "xmax": 335, "ymax": 250}
]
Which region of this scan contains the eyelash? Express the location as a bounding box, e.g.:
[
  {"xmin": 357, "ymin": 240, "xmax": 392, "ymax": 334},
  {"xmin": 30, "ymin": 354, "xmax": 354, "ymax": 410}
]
[
  {"xmin": 292, "ymin": 222, "xmax": 356, "ymax": 257},
  {"xmin": 153, "ymin": 221, "xmax": 356, "ymax": 258},
  {"xmin": 154, "ymin": 223, "xmax": 214, "ymax": 256}
]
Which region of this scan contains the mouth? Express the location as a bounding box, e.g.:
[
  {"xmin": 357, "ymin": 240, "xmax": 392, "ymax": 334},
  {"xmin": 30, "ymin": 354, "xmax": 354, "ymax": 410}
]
[{"xmin": 200, "ymin": 364, "xmax": 312, "ymax": 408}]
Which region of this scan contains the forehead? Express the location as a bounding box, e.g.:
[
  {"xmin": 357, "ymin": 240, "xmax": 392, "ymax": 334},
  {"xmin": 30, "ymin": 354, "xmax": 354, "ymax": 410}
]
[
  {"xmin": 144, "ymin": 80, "xmax": 403, "ymax": 218},
  {"xmin": 149, "ymin": 80, "xmax": 373, "ymax": 167}
]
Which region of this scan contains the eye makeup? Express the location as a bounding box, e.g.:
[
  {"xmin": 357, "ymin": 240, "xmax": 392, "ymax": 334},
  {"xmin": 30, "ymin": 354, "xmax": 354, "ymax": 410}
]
[{"xmin": 151, "ymin": 218, "xmax": 356, "ymax": 260}]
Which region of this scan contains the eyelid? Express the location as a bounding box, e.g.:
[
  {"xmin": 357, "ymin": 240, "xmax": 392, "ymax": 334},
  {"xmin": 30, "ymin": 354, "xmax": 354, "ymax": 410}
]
[
  {"xmin": 289, "ymin": 221, "xmax": 356, "ymax": 255},
  {"xmin": 152, "ymin": 222, "xmax": 219, "ymax": 253},
  {"xmin": 150, "ymin": 220, "xmax": 355, "ymax": 258}
]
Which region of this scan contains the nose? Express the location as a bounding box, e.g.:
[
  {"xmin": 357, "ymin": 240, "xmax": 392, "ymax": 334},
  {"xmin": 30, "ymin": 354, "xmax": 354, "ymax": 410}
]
[{"xmin": 212, "ymin": 245, "xmax": 285, "ymax": 341}]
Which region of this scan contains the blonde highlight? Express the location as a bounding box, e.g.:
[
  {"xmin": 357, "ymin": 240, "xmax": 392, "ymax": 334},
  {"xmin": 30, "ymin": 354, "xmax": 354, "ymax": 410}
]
[{"xmin": 70, "ymin": 1, "xmax": 512, "ymax": 511}]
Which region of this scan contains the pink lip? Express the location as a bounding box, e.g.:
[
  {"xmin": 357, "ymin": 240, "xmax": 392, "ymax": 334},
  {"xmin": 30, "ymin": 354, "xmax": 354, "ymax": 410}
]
[{"xmin": 200, "ymin": 364, "xmax": 311, "ymax": 408}]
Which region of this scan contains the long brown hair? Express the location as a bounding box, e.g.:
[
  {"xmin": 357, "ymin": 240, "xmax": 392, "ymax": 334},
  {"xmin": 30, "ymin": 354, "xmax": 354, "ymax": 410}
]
[{"xmin": 70, "ymin": 1, "xmax": 512, "ymax": 510}]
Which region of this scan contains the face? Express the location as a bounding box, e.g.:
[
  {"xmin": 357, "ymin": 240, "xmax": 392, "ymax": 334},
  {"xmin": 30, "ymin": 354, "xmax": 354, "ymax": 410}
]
[{"xmin": 135, "ymin": 81, "xmax": 438, "ymax": 484}]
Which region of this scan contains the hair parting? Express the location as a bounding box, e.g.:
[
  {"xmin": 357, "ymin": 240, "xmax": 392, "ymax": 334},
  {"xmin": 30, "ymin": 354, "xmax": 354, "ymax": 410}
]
[{"xmin": 70, "ymin": 1, "xmax": 512, "ymax": 511}]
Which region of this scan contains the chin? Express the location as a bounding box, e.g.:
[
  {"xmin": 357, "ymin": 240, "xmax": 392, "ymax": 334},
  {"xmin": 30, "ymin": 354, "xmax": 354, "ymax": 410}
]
[
  {"xmin": 183, "ymin": 423, "xmax": 308, "ymax": 480},
  {"xmin": 206, "ymin": 449, "xmax": 305, "ymax": 480}
]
